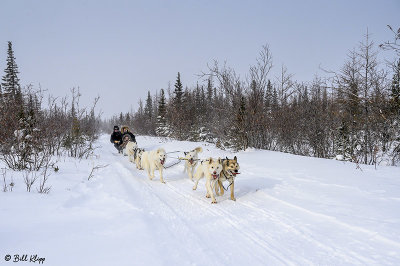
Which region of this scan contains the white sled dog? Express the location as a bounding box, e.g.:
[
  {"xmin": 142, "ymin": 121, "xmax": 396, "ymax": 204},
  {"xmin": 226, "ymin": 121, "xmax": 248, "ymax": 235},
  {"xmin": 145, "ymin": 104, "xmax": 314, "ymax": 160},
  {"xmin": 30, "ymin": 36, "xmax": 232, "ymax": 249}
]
[
  {"xmin": 135, "ymin": 148, "xmax": 145, "ymax": 170},
  {"xmin": 183, "ymin": 147, "xmax": 203, "ymax": 181},
  {"xmin": 141, "ymin": 148, "xmax": 167, "ymax": 183},
  {"xmin": 125, "ymin": 141, "xmax": 138, "ymax": 163},
  {"xmin": 192, "ymin": 157, "xmax": 223, "ymax": 204}
]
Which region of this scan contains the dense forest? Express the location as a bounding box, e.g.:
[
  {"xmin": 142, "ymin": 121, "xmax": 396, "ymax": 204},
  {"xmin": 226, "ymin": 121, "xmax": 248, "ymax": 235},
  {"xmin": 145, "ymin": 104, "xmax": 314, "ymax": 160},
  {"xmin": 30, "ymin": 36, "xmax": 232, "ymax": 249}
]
[{"xmin": 107, "ymin": 31, "xmax": 400, "ymax": 166}]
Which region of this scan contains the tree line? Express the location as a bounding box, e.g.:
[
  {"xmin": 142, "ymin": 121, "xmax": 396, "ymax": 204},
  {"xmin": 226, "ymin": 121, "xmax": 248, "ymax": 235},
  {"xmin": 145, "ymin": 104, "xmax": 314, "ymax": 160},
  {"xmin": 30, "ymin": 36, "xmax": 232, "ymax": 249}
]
[
  {"xmin": 0, "ymin": 41, "xmax": 101, "ymax": 173},
  {"xmin": 109, "ymin": 31, "xmax": 400, "ymax": 166}
]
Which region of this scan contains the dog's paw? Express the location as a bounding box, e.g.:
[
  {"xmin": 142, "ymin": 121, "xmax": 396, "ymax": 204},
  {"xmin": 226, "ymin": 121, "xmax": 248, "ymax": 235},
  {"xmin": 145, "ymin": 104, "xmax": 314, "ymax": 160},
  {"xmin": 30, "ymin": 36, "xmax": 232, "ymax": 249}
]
[
  {"xmin": 231, "ymin": 197, "xmax": 236, "ymax": 201},
  {"xmin": 206, "ymin": 194, "xmax": 211, "ymax": 198},
  {"xmin": 211, "ymin": 200, "xmax": 217, "ymax": 204},
  {"xmin": 192, "ymin": 186, "xmax": 197, "ymax": 190}
]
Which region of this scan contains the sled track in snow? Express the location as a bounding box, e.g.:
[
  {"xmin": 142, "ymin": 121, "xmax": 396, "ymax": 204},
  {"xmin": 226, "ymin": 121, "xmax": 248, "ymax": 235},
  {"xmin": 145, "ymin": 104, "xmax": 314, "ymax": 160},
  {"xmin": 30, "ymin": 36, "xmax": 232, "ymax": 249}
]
[
  {"xmin": 113, "ymin": 161, "xmax": 227, "ymax": 265},
  {"xmin": 168, "ymin": 181, "xmax": 371, "ymax": 265},
  {"xmin": 237, "ymin": 199, "xmax": 374, "ymax": 265},
  {"xmin": 107, "ymin": 150, "xmax": 400, "ymax": 265},
  {"xmin": 258, "ymin": 191, "xmax": 400, "ymax": 250},
  {"xmin": 164, "ymin": 182, "xmax": 305, "ymax": 265},
  {"xmin": 115, "ymin": 157, "xmax": 368, "ymax": 265},
  {"xmin": 115, "ymin": 159, "xmax": 292, "ymax": 265}
]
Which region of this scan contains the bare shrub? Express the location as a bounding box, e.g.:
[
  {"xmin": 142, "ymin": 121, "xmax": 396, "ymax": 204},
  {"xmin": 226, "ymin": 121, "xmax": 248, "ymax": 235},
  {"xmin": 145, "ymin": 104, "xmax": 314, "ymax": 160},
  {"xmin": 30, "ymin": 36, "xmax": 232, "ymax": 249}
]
[
  {"xmin": 88, "ymin": 164, "xmax": 109, "ymax": 181},
  {"xmin": 23, "ymin": 170, "xmax": 38, "ymax": 192},
  {"xmin": 2, "ymin": 168, "xmax": 7, "ymax": 192}
]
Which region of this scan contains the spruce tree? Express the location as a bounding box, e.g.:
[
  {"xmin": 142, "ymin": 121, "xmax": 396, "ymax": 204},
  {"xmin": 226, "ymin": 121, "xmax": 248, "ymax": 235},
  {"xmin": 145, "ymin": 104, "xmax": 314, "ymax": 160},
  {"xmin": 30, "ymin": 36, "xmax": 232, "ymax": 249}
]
[
  {"xmin": 207, "ymin": 78, "xmax": 215, "ymax": 108},
  {"xmin": 389, "ymin": 59, "xmax": 400, "ymax": 165},
  {"xmin": 230, "ymin": 96, "xmax": 248, "ymax": 150},
  {"xmin": 206, "ymin": 77, "xmax": 213, "ymax": 105},
  {"xmin": 144, "ymin": 91, "xmax": 153, "ymax": 119},
  {"xmin": 158, "ymin": 89, "xmax": 166, "ymax": 119},
  {"xmin": 390, "ymin": 59, "xmax": 400, "ymax": 115},
  {"xmin": 174, "ymin": 72, "xmax": 183, "ymax": 106},
  {"xmin": 0, "ymin": 84, "xmax": 3, "ymax": 108},
  {"xmin": 272, "ymin": 87, "xmax": 278, "ymax": 110},
  {"xmin": 143, "ymin": 91, "xmax": 154, "ymax": 134},
  {"xmin": 1, "ymin": 41, "xmax": 21, "ymax": 103},
  {"xmin": 171, "ymin": 72, "xmax": 184, "ymax": 138},
  {"xmin": 264, "ymin": 79, "xmax": 273, "ymax": 112},
  {"xmin": 125, "ymin": 113, "xmax": 131, "ymax": 125},
  {"xmin": 119, "ymin": 112, "xmax": 124, "ymax": 125},
  {"xmin": 156, "ymin": 88, "xmax": 168, "ymax": 136}
]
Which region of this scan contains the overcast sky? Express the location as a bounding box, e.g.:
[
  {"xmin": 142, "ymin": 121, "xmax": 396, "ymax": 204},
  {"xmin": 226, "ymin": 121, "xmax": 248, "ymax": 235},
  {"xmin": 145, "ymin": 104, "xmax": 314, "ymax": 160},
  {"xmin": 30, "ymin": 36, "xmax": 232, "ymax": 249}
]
[{"xmin": 1, "ymin": 0, "xmax": 399, "ymax": 118}]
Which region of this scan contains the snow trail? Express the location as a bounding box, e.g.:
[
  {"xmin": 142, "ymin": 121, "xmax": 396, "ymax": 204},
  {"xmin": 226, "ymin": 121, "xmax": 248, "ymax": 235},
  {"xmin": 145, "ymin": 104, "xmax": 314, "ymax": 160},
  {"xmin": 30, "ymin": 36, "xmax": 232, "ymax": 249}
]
[{"xmin": 1, "ymin": 134, "xmax": 400, "ymax": 266}]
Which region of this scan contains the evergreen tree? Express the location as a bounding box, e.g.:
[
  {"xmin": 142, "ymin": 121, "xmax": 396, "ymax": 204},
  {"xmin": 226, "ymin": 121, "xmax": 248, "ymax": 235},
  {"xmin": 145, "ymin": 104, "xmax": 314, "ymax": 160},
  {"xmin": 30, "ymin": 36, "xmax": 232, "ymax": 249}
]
[
  {"xmin": 388, "ymin": 59, "xmax": 400, "ymax": 165},
  {"xmin": 206, "ymin": 77, "xmax": 213, "ymax": 108},
  {"xmin": 206, "ymin": 78, "xmax": 213, "ymax": 101},
  {"xmin": 322, "ymin": 87, "xmax": 328, "ymax": 112},
  {"xmin": 152, "ymin": 91, "xmax": 158, "ymax": 123},
  {"xmin": 390, "ymin": 59, "xmax": 400, "ymax": 115},
  {"xmin": 0, "ymin": 84, "xmax": 2, "ymax": 112},
  {"xmin": 119, "ymin": 112, "xmax": 124, "ymax": 125},
  {"xmin": 335, "ymin": 122, "xmax": 352, "ymax": 161},
  {"xmin": 156, "ymin": 88, "xmax": 168, "ymax": 136},
  {"xmin": 199, "ymin": 86, "xmax": 206, "ymax": 120},
  {"xmin": 125, "ymin": 112, "xmax": 131, "ymax": 125},
  {"xmin": 272, "ymin": 86, "xmax": 278, "ymax": 110},
  {"xmin": 143, "ymin": 91, "xmax": 155, "ymax": 134},
  {"xmin": 264, "ymin": 79, "xmax": 273, "ymax": 112},
  {"xmin": 230, "ymin": 96, "xmax": 248, "ymax": 150},
  {"xmin": 144, "ymin": 91, "xmax": 153, "ymax": 119},
  {"xmin": 137, "ymin": 100, "xmax": 144, "ymax": 116},
  {"xmin": 171, "ymin": 72, "xmax": 184, "ymax": 139},
  {"xmin": 174, "ymin": 72, "xmax": 183, "ymax": 106},
  {"xmin": 1, "ymin": 41, "xmax": 21, "ymax": 103}
]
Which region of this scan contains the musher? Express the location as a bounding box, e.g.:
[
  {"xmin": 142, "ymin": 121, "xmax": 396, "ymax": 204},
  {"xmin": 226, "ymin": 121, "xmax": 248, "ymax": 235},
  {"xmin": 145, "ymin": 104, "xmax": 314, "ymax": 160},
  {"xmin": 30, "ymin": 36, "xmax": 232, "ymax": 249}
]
[{"xmin": 110, "ymin": 125, "xmax": 123, "ymax": 153}]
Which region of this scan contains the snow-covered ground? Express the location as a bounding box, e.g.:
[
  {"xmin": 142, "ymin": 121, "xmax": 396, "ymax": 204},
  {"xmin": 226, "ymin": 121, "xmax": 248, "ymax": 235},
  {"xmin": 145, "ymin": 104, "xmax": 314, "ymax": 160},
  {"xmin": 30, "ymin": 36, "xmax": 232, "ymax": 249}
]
[{"xmin": 1, "ymin": 134, "xmax": 400, "ymax": 266}]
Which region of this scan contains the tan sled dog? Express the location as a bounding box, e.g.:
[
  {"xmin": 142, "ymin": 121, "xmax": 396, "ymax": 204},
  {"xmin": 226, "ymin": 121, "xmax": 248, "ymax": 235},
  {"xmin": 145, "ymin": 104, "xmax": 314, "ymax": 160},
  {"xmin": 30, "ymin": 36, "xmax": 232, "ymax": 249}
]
[
  {"xmin": 125, "ymin": 141, "xmax": 138, "ymax": 163},
  {"xmin": 216, "ymin": 156, "xmax": 240, "ymax": 201},
  {"xmin": 183, "ymin": 147, "xmax": 203, "ymax": 181},
  {"xmin": 192, "ymin": 158, "xmax": 223, "ymax": 204},
  {"xmin": 141, "ymin": 148, "xmax": 166, "ymax": 183}
]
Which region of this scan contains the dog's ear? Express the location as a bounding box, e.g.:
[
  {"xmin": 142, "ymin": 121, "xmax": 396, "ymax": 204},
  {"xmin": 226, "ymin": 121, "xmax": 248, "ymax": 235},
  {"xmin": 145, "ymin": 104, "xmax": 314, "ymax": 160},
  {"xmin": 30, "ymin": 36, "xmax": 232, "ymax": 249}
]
[
  {"xmin": 184, "ymin": 152, "xmax": 188, "ymax": 155},
  {"xmin": 208, "ymin": 158, "xmax": 213, "ymax": 164},
  {"xmin": 218, "ymin": 157, "xmax": 222, "ymax": 164},
  {"xmin": 234, "ymin": 156, "xmax": 237, "ymax": 162}
]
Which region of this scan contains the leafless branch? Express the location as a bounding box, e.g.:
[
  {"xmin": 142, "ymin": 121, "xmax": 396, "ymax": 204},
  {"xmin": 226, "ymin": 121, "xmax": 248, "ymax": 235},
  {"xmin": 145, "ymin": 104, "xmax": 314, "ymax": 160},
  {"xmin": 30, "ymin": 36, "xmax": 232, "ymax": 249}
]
[{"xmin": 88, "ymin": 164, "xmax": 109, "ymax": 180}]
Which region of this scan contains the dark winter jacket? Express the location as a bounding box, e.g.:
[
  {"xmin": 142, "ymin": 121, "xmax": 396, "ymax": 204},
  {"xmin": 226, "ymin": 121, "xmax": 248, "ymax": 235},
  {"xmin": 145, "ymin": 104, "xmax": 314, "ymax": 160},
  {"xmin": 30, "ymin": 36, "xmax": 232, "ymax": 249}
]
[
  {"xmin": 110, "ymin": 131, "xmax": 123, "ymax": 144},
  {"xmin": 122, "ymin": 132, "xmax": 136, "ymax": 143}
]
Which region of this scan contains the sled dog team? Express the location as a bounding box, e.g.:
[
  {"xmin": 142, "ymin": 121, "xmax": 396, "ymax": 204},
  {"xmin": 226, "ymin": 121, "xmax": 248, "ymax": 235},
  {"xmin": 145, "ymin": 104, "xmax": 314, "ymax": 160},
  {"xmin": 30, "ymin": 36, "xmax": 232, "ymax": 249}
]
[{"xmin": 124, "ymin": 141, "xmax": 240, "ymax": 204}]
